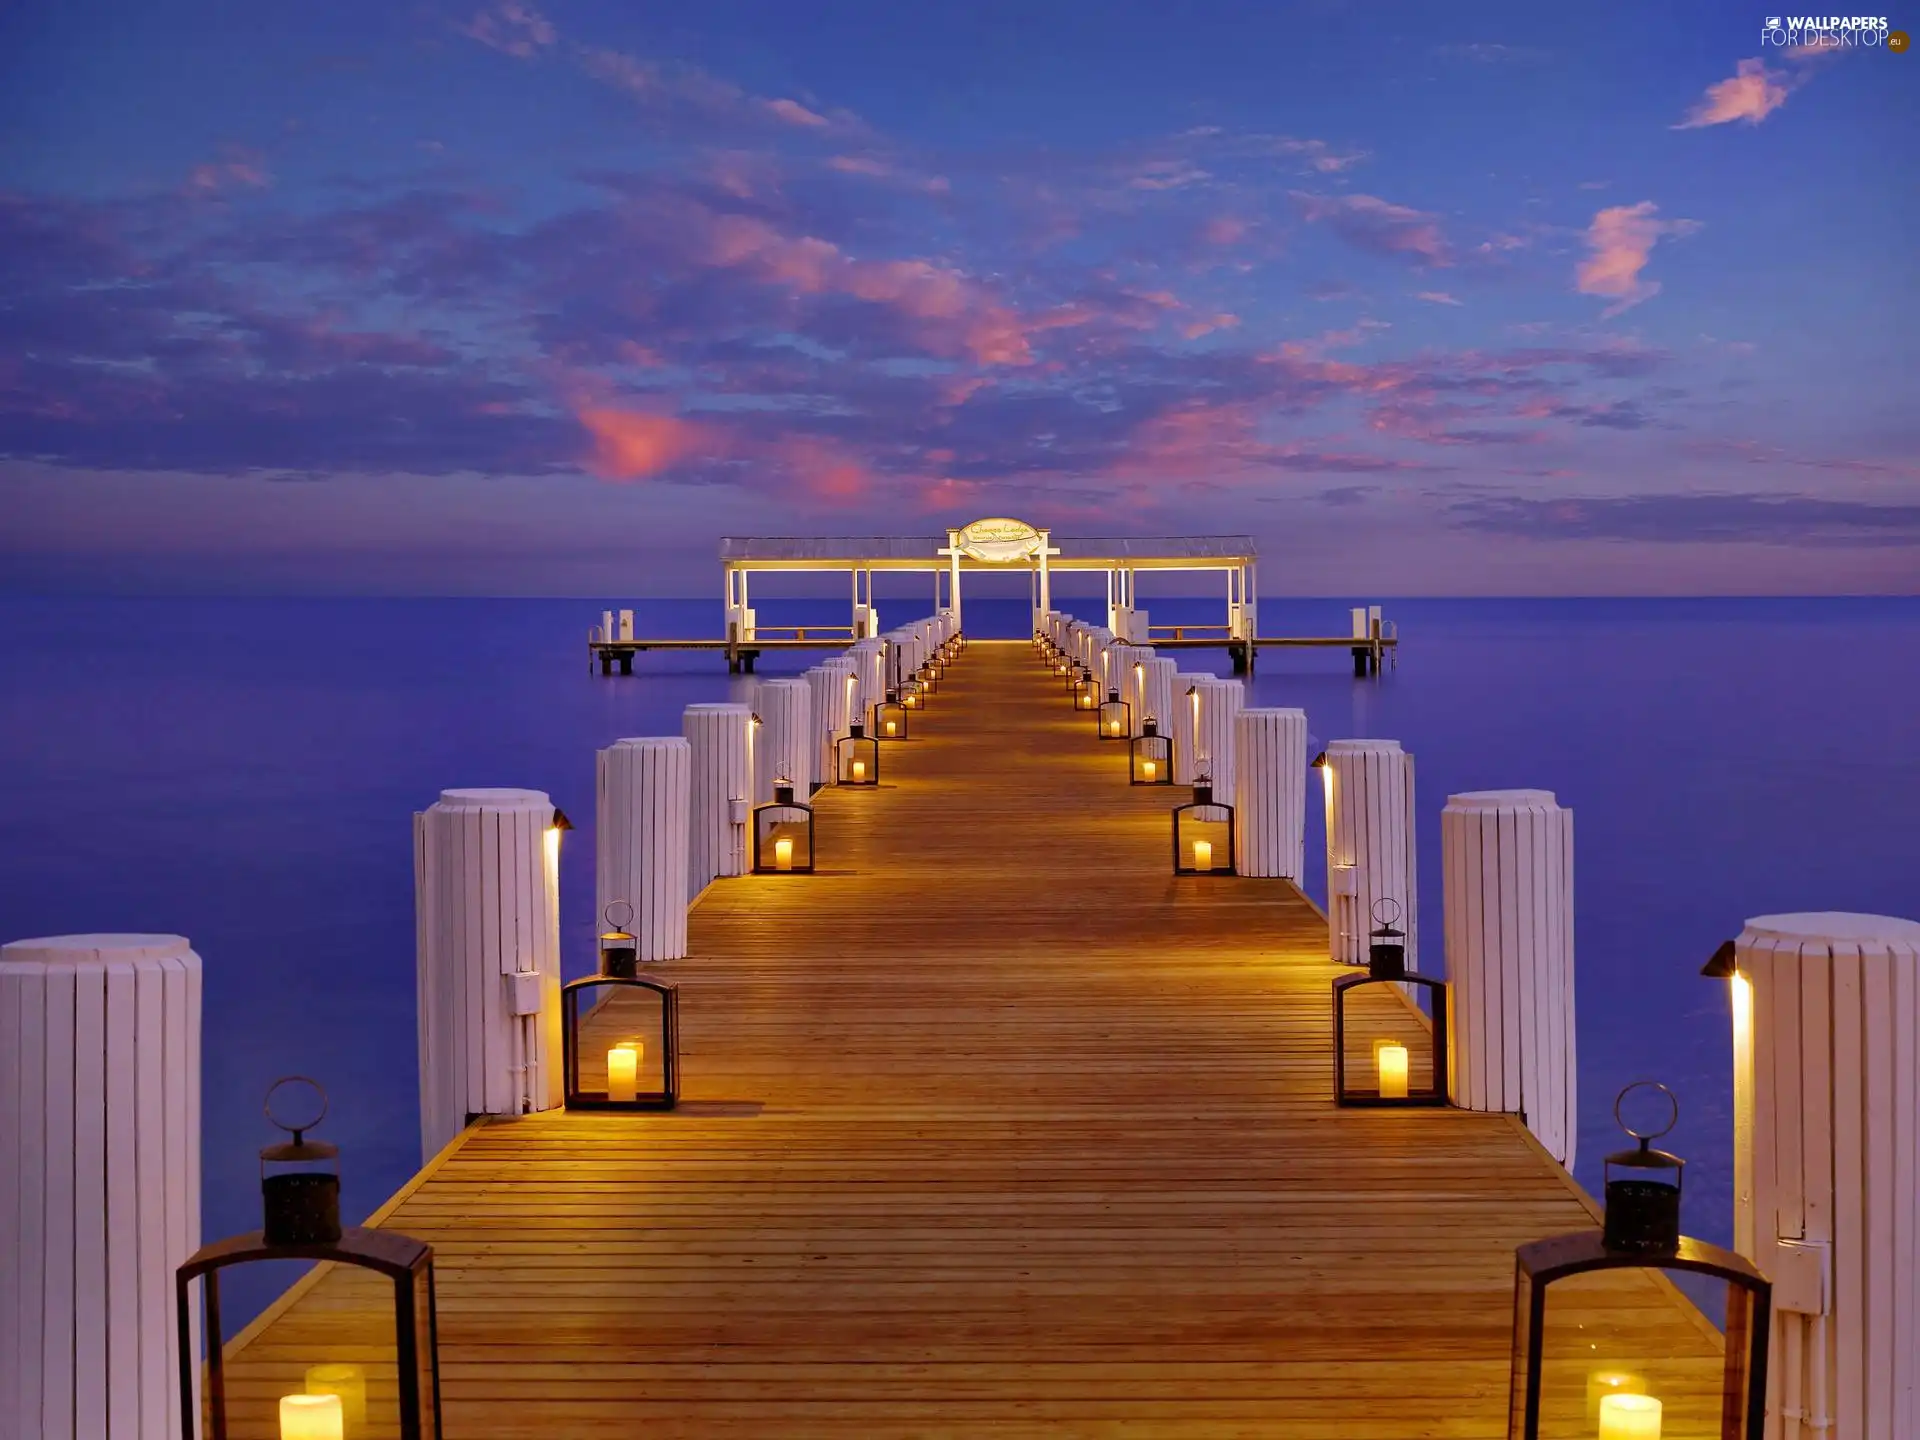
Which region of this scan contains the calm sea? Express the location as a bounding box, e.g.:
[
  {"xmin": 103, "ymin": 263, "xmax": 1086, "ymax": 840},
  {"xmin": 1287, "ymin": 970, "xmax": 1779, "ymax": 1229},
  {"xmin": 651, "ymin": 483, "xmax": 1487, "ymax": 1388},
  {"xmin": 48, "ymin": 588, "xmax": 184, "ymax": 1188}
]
[{"xmin": 3, "ymin": 593, "xmax": 1915, "ymax": 1325}]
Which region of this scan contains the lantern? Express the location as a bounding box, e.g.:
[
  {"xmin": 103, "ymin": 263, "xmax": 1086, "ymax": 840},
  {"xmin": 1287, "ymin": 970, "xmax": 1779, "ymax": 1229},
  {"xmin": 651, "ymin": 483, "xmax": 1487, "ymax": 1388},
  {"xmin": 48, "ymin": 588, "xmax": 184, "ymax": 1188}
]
[
  {"xmin": 900, "ymin": 675, "xmax": 925, "ymax": 710},
  {"xmin": 1332, "ymin": 900, "xmax": 1449, "ymax": 1106},
  {"xmin": 1172, "ymin": 776, "xmax": 1235, "ymax": 874},
  {"xmin": 752, "ymin": 779, "xmax": 815, "ymax": 873},
  {"xmin": 916, "ymin": 661, "xmax": 939, "ymax": 695},
  {"xmin": 1053, "ymin": 653, "xmax": 1073, "ymax": 677},
  {"xmin": 1072, "ymin": 666, "xmax": 1098, "ymax": 708},
  {"xmin": 836, "ymin": 723, "xmax": 880, "ymax": 785},
  {"xmin": 1507, "ymin": 1083, "xmax": 1771, "ymax": 1440},
  {"xmin": 176, "ymin": 1079, "xmax": 443, "ymax": 1439},
  {"xmin": 1097, "ymin": 689, "xmax": 1129, "ymax": 740},
  {"xmin": 1131, "ymin": 717, "xmax": 1171, "ymax": 784},
  {"xmin": 560, "ymin": 906, "xmax": 680, "ymax": 1110},
  {"xmin": 873, "ymin": 691, "xmax": 909, "ymax": 740}
]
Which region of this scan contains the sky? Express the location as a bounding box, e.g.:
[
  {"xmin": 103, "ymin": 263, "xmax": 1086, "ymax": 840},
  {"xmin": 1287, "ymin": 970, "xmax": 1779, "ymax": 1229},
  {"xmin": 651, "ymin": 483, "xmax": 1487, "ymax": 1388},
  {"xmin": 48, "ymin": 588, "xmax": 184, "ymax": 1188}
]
[{"xmin": 1, "ymin": 0, "xmax": 1916, "ymax": 596}]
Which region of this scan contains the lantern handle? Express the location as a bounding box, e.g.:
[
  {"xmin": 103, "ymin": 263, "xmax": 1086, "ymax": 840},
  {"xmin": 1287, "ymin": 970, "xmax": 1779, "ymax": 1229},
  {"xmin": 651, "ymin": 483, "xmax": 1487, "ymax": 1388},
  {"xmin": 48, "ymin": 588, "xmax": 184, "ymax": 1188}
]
[
  {"xmin": 1614, "ymin": 1080, "xmax": 1679, "ymax": 1144},
  {"xmin": 605, "ymin": 900, "xmax": 635, "ymax": 932},
  {"xmin": 264, "ymin": 1076, "xmax": 329, "ymax": 1144},
  {"xmin": 1370, "ymin": 896, "xmax": 1402, "ymax": 930}
]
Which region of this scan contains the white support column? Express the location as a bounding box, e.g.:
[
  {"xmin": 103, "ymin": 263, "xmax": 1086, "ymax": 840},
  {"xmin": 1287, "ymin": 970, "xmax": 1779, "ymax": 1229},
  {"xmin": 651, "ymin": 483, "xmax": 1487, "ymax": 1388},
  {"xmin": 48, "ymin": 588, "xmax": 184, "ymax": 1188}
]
[
  {"xmin": 1189, "ymin": 676, "xmax": 1245, "ymax": 799},
  {"xmin": 1141, "ymin": 657, "xmax": 1177, "ymax": 750},
  {"xmin": 1118, "ymin": 644, "xmax": 1154, "ymax": 735},
  {"xmin": 804, "ymin": 665, "xmax": 836, "ymax": 790},
  {"xmin": 817, "ymin": 656, "xmax": 858, "ymax": 780},
  {"xmin": 596, "ymin": 738, "xmax": 691, "ymax": 963},
  {"xmin": 1321, "ymin": 740, "xmax": 1418, "ymax": 970},
  {"xmin": 1441, "ymin": 789, "xmax": 1575, "ymax": 1167},
  {"xmin": 414, "ymin": 788, "xmax": 564, "ymax": 1159},
  {"xmin": 599, "ymin": 609, "xmax": 613, "ymax": 644},
  {"xmin": 1037, "ymin": 533, "xmax": 1052, "ymax": 619},
  {"xmin": 0, "ymin": 934, "xmax": 202, "ymax": 1440},
  {"xmin": 850, "ymin": 638, "xmax": 886, "ymax": 733},
  {"xmin": 683, "ymin": 703, "xmax": 753, "ymax": 892},
  {"xmin": 1170, "ymin": 672, "xmax": 1206, "ymax": 785},
  {"xmin": 1233, "ymin": 708, "xmax": 1308, "ymax": 880},
  {"xmin": 617, "ymin": 608, "xmax": 634, "ymax": 642},
  {"xmin": 1722, "ymin": 911, "xmax": 1920, "ymax": 1440},
  {"xmin": 754, "ymin": 677, "xmax": 813, "ymax": 802}
]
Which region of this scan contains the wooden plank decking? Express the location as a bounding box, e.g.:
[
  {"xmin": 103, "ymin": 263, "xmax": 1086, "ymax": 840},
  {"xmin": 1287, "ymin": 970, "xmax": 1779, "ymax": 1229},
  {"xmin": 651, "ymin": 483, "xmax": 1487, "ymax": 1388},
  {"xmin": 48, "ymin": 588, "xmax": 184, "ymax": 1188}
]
[{"xmin": 222, "ymin": 640, "xmax": 1722, "ymax": 1438}]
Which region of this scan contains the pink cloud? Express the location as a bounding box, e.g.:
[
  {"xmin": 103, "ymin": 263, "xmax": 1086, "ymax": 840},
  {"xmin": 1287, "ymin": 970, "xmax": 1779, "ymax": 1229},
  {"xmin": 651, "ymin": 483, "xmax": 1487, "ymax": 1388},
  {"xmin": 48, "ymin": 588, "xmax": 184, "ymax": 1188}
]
[
  {"xmin": 1292, "ymin": 192, "xmax": 1452, "ymax": 267},
  {"xmin": 1416, "ymin": 291, "xmax": 1463, "ymax": 306},
  {"xmin": 1575, "ymin": 202, "xmax": 1700, "ymax": 316},
  {"xmin": 764, "ymin": 98, "xmax": 830, "ymax": 128},
  {"xmin": 771, "ymin": 435, "xmax": 872, "ymax": 502},
  {"xmin": 826, "ymin": 155, "xmax": 951, "ymax": 193},
  {"xmin": 1674, "ymin": 58, "xmax": 1795, "ymax": 128},
  {"xmin": 578, "ymin": 409, "xmax": 713, "ymax": 479},
  {"xmin": 456, "ymin": 2, "xmax": 556, "ymax": 59},
  {"xmin": 184, "ymin": 149, "xmax": 271, "ymax": 195},
  {"xmin": 1201, "ymin": 216, "xmax": 1249, "ymax": 246},
  {"xmin": 1182, "ymin": 313, "xmax": 1240, "ymax": 340}
]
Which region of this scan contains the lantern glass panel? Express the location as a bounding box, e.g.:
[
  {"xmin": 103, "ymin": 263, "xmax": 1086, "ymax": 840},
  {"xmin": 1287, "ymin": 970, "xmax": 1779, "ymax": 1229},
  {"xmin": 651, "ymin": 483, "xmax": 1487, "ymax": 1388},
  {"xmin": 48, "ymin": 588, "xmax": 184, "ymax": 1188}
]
[
  {"xmin": 1172, "ymin": 800, "xmax": 1235, "ymax": 874},
  {"xmin": 1097, "ymin": 696, "xmax": 1130, "ymax": 739},
  {"xmin": 1510, "ymin": 1250, "xmax": 1764, "ymax": 1439},
  {"xmin": 917, "ymin": 665, "xmax": 939, "ymax": 693},
  {"xmin": 561, "ymin": 974, "xmax": 679, "ymax": 1110},
  {"xmin": 837, "ymin": 730, "xmax": 880, "ymax": 784},
  {"xmin": 873, "ymin": 699, "xmax": 908, "ymax": 739},
  {"xmin": 900, "ymin": 679, "xmax": 925, "ymax": 710},
  {"xmin": 752, "ymin": 800, "xmax": 814, "ymax": 872},
  {"xmin": 1131, "ymin": 732, "xmax": 1172, "ymax": 784},
  {"xmin": 1331, "ymin": 974, "xmax": 1449, "ymax": 1106}
]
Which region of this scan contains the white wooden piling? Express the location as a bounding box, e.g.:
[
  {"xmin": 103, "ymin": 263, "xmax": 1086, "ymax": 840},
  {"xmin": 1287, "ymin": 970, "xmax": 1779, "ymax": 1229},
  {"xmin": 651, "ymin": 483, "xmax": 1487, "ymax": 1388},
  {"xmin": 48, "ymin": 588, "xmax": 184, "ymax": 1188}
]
[
  {"xmin": 1724, "ymin": 911, "xmax": 1920, "ymax": 1440},
  {"xmin": 1141, "ymin": 658, "xmax": 1178, "ymax": 752},
  {"xmin": 818, "ymin": 656, "xmax": 859, "ymax": 781},
  {"xmin": 1169, "ymin": 672, "xmax": 1205, "ymax": 784},
  {"xmin": 682, "ymin": 704, "xmax": 754, "ymax": 891},
  {"xmin": 753, "ymin": 678, "xmax": 813, "ymax": 802},
  {"xmin": 1189, "ymin": 676, "xmax": 1244, "ymax": 799},
  {"xmin": 599, "ymin": 609, "xmax": 614, "ymax": 644},
  {"xmin": 617, "ymin": 609, "xmax": 635, "ymax": 642},
  {"xmin": 414, "ymin": 788, "xmax": 564, "ymax": 1160},
  {"xmin": 804, "ymin": 665, "xmax": 838, "ymax": 789},
  {"xmin": 0, "ymin": 933, "xmax": 202, "ymax": 1440},
  {"xmin": 1440, "ymin": 789, "xmax": 1575, "ymax": 1167},
  {"xmin": 1118, "ymin": 645, "xmax": 1155, "ymax": 735},
  {"xmin": 1233, "ymin": 708, "xmax": 1308, "ymax": 880},
  {"xmin": 851, "ymin": 638, "xmax": 886, "ymax": 728},
  {"xmin": 1321, "ymin": 740, "xmax": 1418, "ymax": 970},
  {"xmin": 595, "ymin": 738, "xmax": 692, "ymax": 963}
]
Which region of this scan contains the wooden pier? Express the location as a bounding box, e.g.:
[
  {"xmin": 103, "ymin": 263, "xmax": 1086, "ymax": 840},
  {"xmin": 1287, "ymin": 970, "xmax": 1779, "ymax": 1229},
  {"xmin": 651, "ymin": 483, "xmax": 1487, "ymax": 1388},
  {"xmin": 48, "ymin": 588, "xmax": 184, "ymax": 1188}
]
[{"xmin": 221, "ymin": 642, "xmax": 1722, "ymax": 1437}]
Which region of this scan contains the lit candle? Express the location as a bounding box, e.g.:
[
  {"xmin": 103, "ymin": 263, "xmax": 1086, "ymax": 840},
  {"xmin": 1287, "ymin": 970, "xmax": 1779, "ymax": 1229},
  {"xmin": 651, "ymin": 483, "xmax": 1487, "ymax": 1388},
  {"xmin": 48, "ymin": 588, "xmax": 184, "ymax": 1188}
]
[
  {"xmin": 1586, "ymin": 1372, "xmax": 1649, "ymax": 1424},
  {"xmin": 280, "ymin": 1393, "xmax": 343, "ymax": 1440},
  {"xmin": 607, "ymin": 1044, "xmax": 641, "ymax": 1102},
  {"xmin": 1193, "ymin": 839, "xmax": 1213, "ymax": 871},
  {"xmin": 304, "ymin": 1364, "xmax": 366, "ymax": 1427},
  {"xmin": 773, "ymin": 837, "xmax": 793, "ymax": 871},
  {"xmin": 851, "ymin": 759, "xmax": 867, "ymax": 781},
  {"xmin": 1107, "ymin": 719, "xmax": 1121, "ymax": 735},
  {"xmin": 884, "ymin": 720, "xmax": 897, "ymax": 736},
  {"xmin": 1142, "ymin": 760, "xmax": 1157, "ymax": 780},
  {"xmin": 1376, "ymin": 1043, "xmax": 1410, "ymax": 1099},
  {"xmin": 1597, "ymin": 1392, "xmax": 1661, "ymax": 1440}
]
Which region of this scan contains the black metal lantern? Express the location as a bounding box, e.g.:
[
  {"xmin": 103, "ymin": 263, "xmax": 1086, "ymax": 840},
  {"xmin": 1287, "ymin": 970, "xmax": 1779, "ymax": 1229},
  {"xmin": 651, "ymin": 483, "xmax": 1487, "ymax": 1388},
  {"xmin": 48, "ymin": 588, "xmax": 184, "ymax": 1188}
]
[
  {"xmin": 1507, "ymin": 1083, "xmax": 1771, "ymax": 1440},
  {"xmin": 1052, "ymin": 652, "xmax": 1074, "ymax": 677},
  {"xmin": 1332, "ymin": 900, "xmax": 1449, "ymax": 1106},
  {"xmin": 752, "ymin": 779, "xmax": 815, "ymax": 873},
  {"xmin": 1172, "ymin": 776, "xmax": 1235, "ymax": 874},
  {"xmin": 835, "ymin": 722, "xmax": 880, "ymax": 784},
  {"xmin": 873, "ymin": 691, "xmax": 909, "ymax": 740},
  {"xmin": 916, "ymin": 661, "xmax": 939, "ymax": 694},
  {"xmin": 1131, "ymin": 717, "xmax": 1172, "ymax": 784},
  {"xmin": 176, "ymin": 1079, "xmax": 443, "ymax": 1440},
  {"xmin": 561, "ymin": 916, "xmax": 680, "ymax": 1110},
  {"xmin": 1072, "ymin": 667, "xmax": 1098, "ymax": 709},
  {"xmin": 900, "ymin": 675, "xmax": 926, "ymax": 710},
  {"xmin": 1097, "ymin": 689, "xmax": 1130, "ymax": 740}
]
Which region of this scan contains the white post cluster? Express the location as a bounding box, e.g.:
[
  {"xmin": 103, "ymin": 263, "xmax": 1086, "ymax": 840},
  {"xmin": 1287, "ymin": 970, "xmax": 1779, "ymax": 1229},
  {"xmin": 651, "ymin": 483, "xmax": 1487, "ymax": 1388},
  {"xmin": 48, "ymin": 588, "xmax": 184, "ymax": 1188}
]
[
  {"xmin": 1233, "ymin": 708, "xmax": 1308, "ymax": 880},
  {"xmin": 683, "ymin": 703, "xmax": 753, "ymax": 891},
  {"xmin": 1724, "ymin": 911, "xmax": 1920, "ymax": 1440},
  {"xmin": 0, "ymin": 933, "xmax": 203, "ymax": 1440},
  {"xmin": 753, "ymin": 677, "xmax": 812, "ymax": 801},
  {"xmin": 1189, "ymin": 675, "xmax": 1244, "ymax": 797},
  {"xmin": 1440, "ymin": 789, "xmax": 1575, "ymax": 1167},
  {"xmin": 595, "ymin": 737, "xmax": 692, "ymax": 963},
  {"xmin": 1321, "ymin": 740, "xmax": 1418, "ymax": 969},
  {"xmin": 414, "ymin": 787, "xmax": 564, "ymax": 1159}
]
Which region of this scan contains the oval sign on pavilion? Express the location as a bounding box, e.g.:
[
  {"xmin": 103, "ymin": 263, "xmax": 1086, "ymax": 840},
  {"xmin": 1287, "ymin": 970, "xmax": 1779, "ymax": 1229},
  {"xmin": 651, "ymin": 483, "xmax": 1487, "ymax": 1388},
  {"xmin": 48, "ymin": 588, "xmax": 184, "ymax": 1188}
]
[{"xmin": 954, "ymin": 517, "xmax": 1043, "ymax": 563}]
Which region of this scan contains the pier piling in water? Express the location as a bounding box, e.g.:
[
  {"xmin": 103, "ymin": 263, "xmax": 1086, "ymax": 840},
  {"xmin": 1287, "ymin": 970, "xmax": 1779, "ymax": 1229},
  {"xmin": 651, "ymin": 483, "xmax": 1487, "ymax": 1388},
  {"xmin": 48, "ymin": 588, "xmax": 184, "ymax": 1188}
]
[
  {"xmin": 414, "ymin": 788, "xmax": 566, "ymax": 1157},
  {"xmin": 1319, "ymin": 739, "xmax": 1418, "ymax": 969},
  {"xmin": 595, "ymin": 738, "xmax": 693, "ymax": 963},
  {"xmin": 0, "ymin": 933, "xmax": 203, "ymax": 1440},
  {"xmin": 1714, "ymin": 909, "xmax": 1920, "ymax": 1437},
  {"xmin": 1232, "ymin": 708, "xmax": 1309, "ymax": 880},
  {"xmin": 1440, "ymin": 788, "xmax": 1577, "ymax": 1167}
]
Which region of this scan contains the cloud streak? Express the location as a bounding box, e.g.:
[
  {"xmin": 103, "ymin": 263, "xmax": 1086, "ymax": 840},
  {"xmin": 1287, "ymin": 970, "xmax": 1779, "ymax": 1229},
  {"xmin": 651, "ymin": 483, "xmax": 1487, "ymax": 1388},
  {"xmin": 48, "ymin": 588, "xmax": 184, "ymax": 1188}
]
[
  {"xmin": 1575, "ymin": 202, "xmax": 1699, "ymax": 316},
  {"xmin": 1674, "ymin": 58, "xmax": 1795, "ymax": 128}
]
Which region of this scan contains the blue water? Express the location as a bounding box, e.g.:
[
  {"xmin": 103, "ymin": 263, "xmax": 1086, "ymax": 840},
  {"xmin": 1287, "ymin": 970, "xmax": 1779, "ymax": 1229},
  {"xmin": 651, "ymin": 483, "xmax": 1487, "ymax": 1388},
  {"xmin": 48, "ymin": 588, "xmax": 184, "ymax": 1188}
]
[{"xmin": 2, "ymin": 594, "xmax": 1915, "ymax": 1327}]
